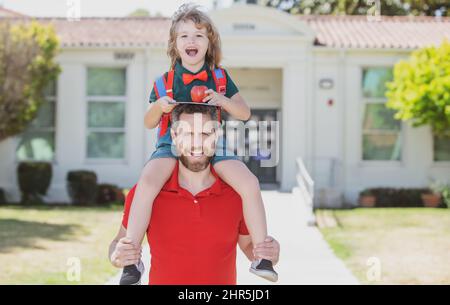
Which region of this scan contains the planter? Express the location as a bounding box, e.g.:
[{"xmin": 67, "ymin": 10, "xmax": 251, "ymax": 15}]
[
  {"xmin": 421, "ymin": 193, "xmax": 442, "ymax": 208},
  {"xmin": 359, "ymin": 195, "xmax": 376, "ymax": 207}
]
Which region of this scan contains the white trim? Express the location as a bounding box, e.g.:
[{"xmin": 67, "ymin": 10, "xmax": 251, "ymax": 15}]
[
  {"xmin": 431, "ymin": 162, "xmax": 450, "ymax": 168},
  {"xmin": 313, "ymin": 46, "xmax": 418, "ymax": 53},
  {"xmin": 362, "ymin": 129, "xmax": 400, "ymax": 135},
  {"xmin": 211, "ymin": 4, "xmax": 316, "ymax": 41},
  {"xmin": 363, "ymin": 97, "xmax": 390, "ymax": 104},
  {"xmin": 84, "ymin": 158, "xmax": 129, "ymax": 165},
  {"xmin": 87, "ymin": 128, "xmax": 125, "ymax": 133},
  {"xmin": 221, "ymin": 35, "xmax": 313, "ymax": 43},
  {"xmin": 86, "ymin": 96, "xmax": 126, "ymax": 102},
  {"xmin": 338, "ymin": 49, "xmax": 347, "ymax": 195},
  {"xmin": 61, "ymin": 45, "xmax": 165, "ymax": 51}
]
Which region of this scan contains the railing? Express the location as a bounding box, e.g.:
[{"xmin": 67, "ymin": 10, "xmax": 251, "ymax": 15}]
[
  {"xmin": 296, "ymin": 157, "xmax": 316, "ymax": 226},
  {"xmin": 312, "ymin": 157, "xmax": 344, "ymax": 208}
]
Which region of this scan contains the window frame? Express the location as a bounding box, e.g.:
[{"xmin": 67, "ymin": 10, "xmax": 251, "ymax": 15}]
[
  {"xmin": 84, "ymin": 66, "xmax": 128, "ymax": 162},
  {"xmin": 14, "ymin": 86, "xmax": 58, "ymax": 164},
  {"xmin": 432, "ymin": 132, "xmax": 450, "ymax": 165},
  {"xmin": 359, "ymin": 66, "xmax": 404, "ymax": 165}
]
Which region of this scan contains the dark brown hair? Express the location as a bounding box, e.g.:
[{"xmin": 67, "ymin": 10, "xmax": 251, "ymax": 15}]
[{"xmin": 171, "ymin": 104, "xmax": 218, "ymax": 123}]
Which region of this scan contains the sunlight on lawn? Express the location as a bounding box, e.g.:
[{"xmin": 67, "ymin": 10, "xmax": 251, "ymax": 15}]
[
  {"xmin": 0, "ymin": 205, "xmax": 123, "ymax": 284},
  {"xmin": 317, "ymin": 208, "xmax": 450, "ymax": 284}
]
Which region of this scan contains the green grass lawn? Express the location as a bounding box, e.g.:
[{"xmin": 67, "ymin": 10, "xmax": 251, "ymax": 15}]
[
  {"xmin": 0, "ymin": 205, "xmax": 123, "ymax": 284},
  {"xmin": 317, "ymin": 208, "xmax": 450, "ymax": 284}
]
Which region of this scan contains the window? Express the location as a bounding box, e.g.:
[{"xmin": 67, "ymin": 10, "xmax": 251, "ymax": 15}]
[
  {"xmin": 16, "ymin": 81, "xmax": 57, "ymax": 161},
  {"xmin": 361, "ymin": 67, "xmax": 402, "ymax": 161},
  {"xmin": 434, "ymin": 133, "xmax": 450, "ymax": 161},
  {"xmin": 86, "ymin": 67, "xmax": 126, "ymax": 159}
]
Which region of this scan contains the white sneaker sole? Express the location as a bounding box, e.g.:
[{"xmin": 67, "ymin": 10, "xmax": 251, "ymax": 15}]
[{"xmin": 249, "ymin": 267, "xmax": 278, "ymax": 282}]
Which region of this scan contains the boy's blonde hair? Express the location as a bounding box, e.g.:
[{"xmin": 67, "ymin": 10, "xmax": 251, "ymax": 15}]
[{"xmin": 167, "ymin": 3, "xmax": 222, "ymax": 71}]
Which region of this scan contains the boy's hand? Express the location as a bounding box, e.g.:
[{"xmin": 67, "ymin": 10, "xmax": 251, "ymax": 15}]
[
  {"xmin": 253, "ymin": 236, "xmax": 280, "ymax": 266},
  {"xmin": 202, "ymin": 89, "xmax": 227, "ymax": 107},
  {"xmin": 110, "ymin": 237, "xmax": 142, "ymax": 268},
  {"xmin": 156, "ymin": 96, "xmax": 177, "ymax": 113}
]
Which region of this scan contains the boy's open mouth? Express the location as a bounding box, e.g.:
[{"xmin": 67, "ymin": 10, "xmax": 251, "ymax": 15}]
[{"xmin": 185, "ymin": 47, "xmax": 198, "ymax": 57}]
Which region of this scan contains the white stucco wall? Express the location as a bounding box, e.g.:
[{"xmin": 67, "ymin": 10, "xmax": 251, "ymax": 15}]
[
  {"xmin": 312, "ymin": 48, "xmax": 450, "ymax": 206},
  {"xmin": 227, "ymin": 68, "xmax": 282, "ymax": 110}
]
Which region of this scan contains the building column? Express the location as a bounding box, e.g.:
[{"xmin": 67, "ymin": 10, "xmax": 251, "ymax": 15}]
[
  {"xmin": 143, "ymin": 49, "xmax": 169, "ymax": 163},
  {"xmin": 280, "ymin": 60, "xmax": 309, "ymax": 191}
]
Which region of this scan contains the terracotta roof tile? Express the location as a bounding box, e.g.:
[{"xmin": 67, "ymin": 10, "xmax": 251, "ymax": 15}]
[
  {"xmin": 300, "ymin": 15, "xmax": 450, "ymax": 49},
  {"xmin": 2, "ymin": 15, "xmax": 449, "ymax": 49},
  {"xmin": 0, "ymin": 7, "xmax": 27, "ymax": 17}
]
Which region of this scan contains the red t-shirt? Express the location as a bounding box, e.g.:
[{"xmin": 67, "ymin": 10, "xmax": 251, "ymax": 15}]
[{"xmin": 122, "ymin": 161, "xmax": 249, "ymax": 285}]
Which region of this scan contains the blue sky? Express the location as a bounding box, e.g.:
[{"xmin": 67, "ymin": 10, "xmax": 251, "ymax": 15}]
[{"xmin": 1, "ymin": 0, "xmax": 234, "ymax": 17}]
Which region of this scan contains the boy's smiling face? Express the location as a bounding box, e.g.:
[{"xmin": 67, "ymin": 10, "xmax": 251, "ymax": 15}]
[{"xmin": 176, "ymin": 19, "xmax": 209, "ymax": 69}]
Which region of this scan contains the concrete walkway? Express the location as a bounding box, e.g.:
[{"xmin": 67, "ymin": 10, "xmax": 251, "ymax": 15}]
[{"xmin": 106, "ymin": 190, "xmax": 359, "ymax": 285}]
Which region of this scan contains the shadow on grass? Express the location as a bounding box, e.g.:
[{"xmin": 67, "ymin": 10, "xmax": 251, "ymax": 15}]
[
  {"xmin": 0, "ymin": 203, "xmax": 123, "ymax": 211},
  {"xmin": 0, "ymin": 219, "xmax": 81, "ymax": 253}
]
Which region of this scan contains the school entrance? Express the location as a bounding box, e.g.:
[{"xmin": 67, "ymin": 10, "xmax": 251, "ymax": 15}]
[
  {"xmin": 244, "ymin": 109, "xmax": 279, "ymax": 184},
  {"xmin": 223, "ymin": 108, "xmax": 279, "ymax": 185},
  {"xmin": 223, "ymin": 66, "xmax": 283, "ymax": 186}
]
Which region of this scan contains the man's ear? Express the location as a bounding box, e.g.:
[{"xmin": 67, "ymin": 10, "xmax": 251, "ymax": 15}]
[
  {"xmin": 213, "ymin": 122, "xmax": 223, "ymax": 142},
  {"xmin": 170, "ymin": 128, "xmax": 177, "ymax": 143}
]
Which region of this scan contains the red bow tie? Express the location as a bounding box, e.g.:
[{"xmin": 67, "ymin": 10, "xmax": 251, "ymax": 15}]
[{"xmin": 182, "ymin": 70, "xmax": 208, "ymax": 85}]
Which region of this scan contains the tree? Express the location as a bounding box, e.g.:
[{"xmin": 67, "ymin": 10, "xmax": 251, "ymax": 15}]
[
  {"xmin": 127, "ymin": 8, "xmax": 163, "ymax": 17},
  {"xmin": 127, "ymin": 8, "xmax": 151, "ymax": 17},
  {"xmin": 385, "ymin": 40, "xmax": 450, "ymax": 136},
  {"xmin": 259, "ymin": 0, "xmax": 449, "ymax": 16},
  {"xmin": 0, "ymin": 20, "xmax": 60, "ymax": 142}
]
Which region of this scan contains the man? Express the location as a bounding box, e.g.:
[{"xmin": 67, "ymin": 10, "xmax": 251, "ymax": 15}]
[{"xmin": 108, "ymin": 104, "xmax": 280, "ymax": 284}]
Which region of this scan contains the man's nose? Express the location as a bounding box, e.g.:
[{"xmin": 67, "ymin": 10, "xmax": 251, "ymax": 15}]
[{"xmin": 192, "ymin": 133, "xmax": 203, "ymax": 148}]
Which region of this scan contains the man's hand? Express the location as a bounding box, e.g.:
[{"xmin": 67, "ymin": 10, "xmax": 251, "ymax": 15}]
[
  {"xmin": 253, "ymin": 236, "xmax": 280, "ymax": 266},
  {"xmin": 110, "ymin": 237, "xmax": 142, "ymax": 268}
]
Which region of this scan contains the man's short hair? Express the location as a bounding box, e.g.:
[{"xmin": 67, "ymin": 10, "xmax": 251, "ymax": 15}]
[{"xmin": 171, "ymin": 104, "xmax": 218, "ymax": 123}]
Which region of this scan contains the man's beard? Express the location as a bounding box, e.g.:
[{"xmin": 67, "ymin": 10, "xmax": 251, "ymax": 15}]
[{"xmin": 179, "ymin": 154, "xmax": 213, "ymax": 172}]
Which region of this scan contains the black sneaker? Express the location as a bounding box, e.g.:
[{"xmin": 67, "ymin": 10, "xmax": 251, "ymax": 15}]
[
  {"xmin": 249, "ymin": 259, "xmax": 278, "ymax": 282},
  {"xmin": 119, "ymin": 260, "xmax": 145, "ymax": 285}
]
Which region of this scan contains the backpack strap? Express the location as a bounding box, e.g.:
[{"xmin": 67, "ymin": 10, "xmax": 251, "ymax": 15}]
[
  {"xmin": 153, "ymin": 70, "xmax": 174, "ymax": 137},
  {"xmin": 212, "ymin": 67, "xmax": 227, "ymax": 122},
  {"xmin": 212, "ymin": 68, "xmax": 227, "ymax": 95}
]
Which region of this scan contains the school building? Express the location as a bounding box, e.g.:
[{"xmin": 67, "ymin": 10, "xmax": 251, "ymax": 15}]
[{"xmin": 0, "ymin": 4, "xmax": 449, "ymax": 206}]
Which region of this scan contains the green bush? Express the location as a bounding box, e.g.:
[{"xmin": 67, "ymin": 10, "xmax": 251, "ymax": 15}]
[
  {"xmin": 361, "ymin": 187, "xmax": 430, "ymax": 207},
  {"xmin": 442, "ymin": 186, "xmax": 450, "ymax": 209},
  {"xmin": 431, "ymin": 183, "xmax": 450, "ymax": 209},
  {"xmin": 66, "ymin": 170, "xmax": 98, "ymax": 205},
  {"xmin": 96, "ymin": 184, "xmax": 125, "ymax": 205},
  {"xmin": 17, "ymin": 162, "xmax": 52, "ymax": 204}
]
